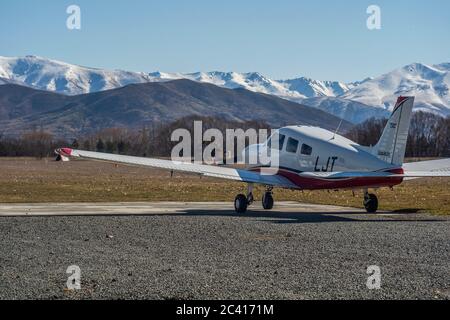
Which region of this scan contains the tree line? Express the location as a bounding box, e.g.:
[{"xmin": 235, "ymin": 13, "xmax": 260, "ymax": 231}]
[
  {"xmin": 345, "ymin": 111, "xmax": 450, "ymax": 157},
  {"xmin": 0, "ymin": 112, "xmax": 448, "ymax": 158},
  {"xmin": 0, "ymin": 116, "xmax": 270, "ymax": 158}
]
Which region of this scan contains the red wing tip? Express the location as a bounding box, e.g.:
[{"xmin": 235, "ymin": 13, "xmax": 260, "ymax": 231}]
[{"xmin": 59, "ymin": 148, "xmax": 73, "ymax": 156}]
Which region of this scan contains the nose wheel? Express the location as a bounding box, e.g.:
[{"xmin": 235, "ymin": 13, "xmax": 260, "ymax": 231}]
[
  {"xmin": 234, "ymin": 194, "xmax": 248, "ymax": 213},
  {"xmin": 262, "ymin": 190, "xmax": 274, "ymax": 210},
  {"xmin": 363, "ymin": 192, "xmax": 378, "ymax": 213}
]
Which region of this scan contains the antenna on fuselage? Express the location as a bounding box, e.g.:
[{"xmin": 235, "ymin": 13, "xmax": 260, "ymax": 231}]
[
  {"xmin": 331, "ymin": 99, "xmax": 350, "ymax": 140},
  {"xmin": 331, "ymin": 118, "xmax": 344, "ymax": 140}
]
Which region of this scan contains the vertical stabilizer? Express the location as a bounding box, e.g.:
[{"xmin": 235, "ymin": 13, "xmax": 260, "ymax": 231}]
[{"xmin": 372, "ymin": 96, "xmax": 414, "ymax": 166}]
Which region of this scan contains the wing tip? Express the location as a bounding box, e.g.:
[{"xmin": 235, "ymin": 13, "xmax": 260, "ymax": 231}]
[{"xmin": 55, "ymin": 147, "xmax": 73, "ymax": 156}]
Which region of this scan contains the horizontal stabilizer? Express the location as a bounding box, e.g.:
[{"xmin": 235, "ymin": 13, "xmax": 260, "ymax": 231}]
[{"xmin": 403, "ymin": 158, "xmax": 450, "ymax": 173}]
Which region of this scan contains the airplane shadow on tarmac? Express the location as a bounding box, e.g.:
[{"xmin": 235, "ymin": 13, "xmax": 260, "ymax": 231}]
[{"xmin": 152, "ymin": 208, "xmax": 442, "ymax": 224}]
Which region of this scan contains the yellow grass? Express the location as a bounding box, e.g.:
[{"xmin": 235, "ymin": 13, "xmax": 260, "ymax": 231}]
[{"xmin": 0, "ymin": 158, "xmax": 449, "ymax": 215}]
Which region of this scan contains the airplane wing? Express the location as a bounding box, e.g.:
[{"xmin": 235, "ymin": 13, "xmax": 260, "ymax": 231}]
[{"xmin": 55, "ymin": 148, "xmax": 298, "ymax": 189}]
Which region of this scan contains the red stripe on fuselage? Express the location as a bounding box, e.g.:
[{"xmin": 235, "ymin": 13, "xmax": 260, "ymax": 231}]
[{"xmin": 250, "ymin": 167, "xmax": 404, "ymax": 190}]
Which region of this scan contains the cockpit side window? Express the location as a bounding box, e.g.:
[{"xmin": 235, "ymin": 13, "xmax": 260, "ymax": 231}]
[
  {"xmin": 277, "ymin": 134, "xmax": 286, "ymax": 151},
  {"xmin": 267, "ymin": 133, "xmax": 285, "ymax": 151},
  {"xmin": 301, "ymin": 144, "xmax": 312, "ymax": 156},
  {"xmin": 266, "ymin": 137, "xmax": 272, "ymax": 149},
  {"xmin": 286, "ymin": 137, "xmax": 299, "ymax": 153}
]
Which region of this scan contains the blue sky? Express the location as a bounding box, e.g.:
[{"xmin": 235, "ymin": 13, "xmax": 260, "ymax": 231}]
[{"xmin": 0, "ymin": 0, "xmax": 449, "ymax": 82}]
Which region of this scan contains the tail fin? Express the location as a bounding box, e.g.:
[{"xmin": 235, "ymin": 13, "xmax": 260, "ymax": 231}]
[{"xmin": 371, "ymin": 96, "xmax": 414, "ymax": 166}]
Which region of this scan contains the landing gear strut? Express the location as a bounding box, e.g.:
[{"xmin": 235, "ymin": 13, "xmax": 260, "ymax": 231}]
[{"xmin": 363, "ymin": 191, "xmax": 378, "ymax": 213}]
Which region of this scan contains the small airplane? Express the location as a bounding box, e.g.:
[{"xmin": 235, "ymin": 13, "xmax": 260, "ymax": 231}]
[{"xmin": 55, "ymin": 96, "xmax": 450, "ymax": 214}]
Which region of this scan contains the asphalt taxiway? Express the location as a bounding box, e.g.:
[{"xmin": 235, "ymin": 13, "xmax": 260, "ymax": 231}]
[{"xmin": 0, "ymin": 202, "xmax": 448, "ymax": 299}]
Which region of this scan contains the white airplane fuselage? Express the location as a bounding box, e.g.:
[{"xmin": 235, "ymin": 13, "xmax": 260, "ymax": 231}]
[{"xmin": 245, "ymin": 125, "xmax": 404, "ymax": 190}]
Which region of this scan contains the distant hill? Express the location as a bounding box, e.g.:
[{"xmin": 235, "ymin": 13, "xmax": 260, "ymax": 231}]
[
  {"xmin": 0, "ymin": 84, "xmax": 67, "ymax": 120},
  {"xmin": 2, "ymin": 56, "xmax": 449, "ymax": 123},
  {"xmin": 0, "ymin": 79, "xmax": 352, "ymax": 139}
]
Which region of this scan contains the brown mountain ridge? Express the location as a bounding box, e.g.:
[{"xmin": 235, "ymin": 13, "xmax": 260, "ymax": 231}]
[{"xmin": 0, "ymin": 79, "xmax": 352, "ymax": 139}]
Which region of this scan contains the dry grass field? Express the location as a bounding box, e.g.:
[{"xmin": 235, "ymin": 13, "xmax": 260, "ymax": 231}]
[{"xmin": 0, "ymin": 157, "xmax": 449, "ymax": 215}]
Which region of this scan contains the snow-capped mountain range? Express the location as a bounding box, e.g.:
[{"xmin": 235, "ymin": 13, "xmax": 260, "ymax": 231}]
[
  {"xmin": 0, "ymin": 55, "xmax": 449, "ymax": 123},
  {"xmin": 147, "ymin": 70, "xmax": 357, "ymax": 101},
  {"xmin": 341, "ymin": 63, "xmax": 450, "ymax": 117},
  {"xmin": 0, "ymin": 56, "xmax": 151, "ymax": 94}
]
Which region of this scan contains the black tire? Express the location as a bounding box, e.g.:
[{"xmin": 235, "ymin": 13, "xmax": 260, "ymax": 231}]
[
  {"xmin": 234, "ymin": 194, "xmax": 248, "ymax": 213},
  {"xmin": 262, "ymin": 192, "xmax": 274, "ymax": 210},
  {"xmin": 364, "ymin": 193, "xmax": 378, "ymax": 213}
]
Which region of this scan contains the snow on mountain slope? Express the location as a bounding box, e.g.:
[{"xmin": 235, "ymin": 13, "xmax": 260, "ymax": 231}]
[
  {"xmin": 0, "ymin": 56, "xmax": 350, "ymax": 100},
  {"xmin": 148, "ymin": 71, "xmax": 352, "ymax": 99},
  {"xmin": 0, "ymin": 55, "xmax": 151, "ymax": 95},
  {"xmin": 279, "ymin": 77, "xmax": 351, "ymax": 98},
  {"xmin": 149, "ymin": 71, "xmax": 306, "ymax": 100},
  {"xmin": 1, "ymin": 56, "xmax": 449, "ymax": 122},
  {"xmin": 0, "ymin": 76, "xmax": 29, "ymax": 86},
  {"xmin": 341, "ymin": 63, "xmax": 450, "ymax": 116},
  {"xmin": 0, "ymin": 77, "xmax": 9, "ymax": 85}
]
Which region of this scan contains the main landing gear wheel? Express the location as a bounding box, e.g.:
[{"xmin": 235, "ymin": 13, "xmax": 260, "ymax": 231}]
[
  {"xmin": 234, "ymin": 194, "xmax": 248, "ymax": 213},
  {"xmin": 364, "ymin": 193, "xmax": 378, "ymax": 213},
  {"xmin": 262, "ymin": 192, "xmax": 274, "ymax": 210}
]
